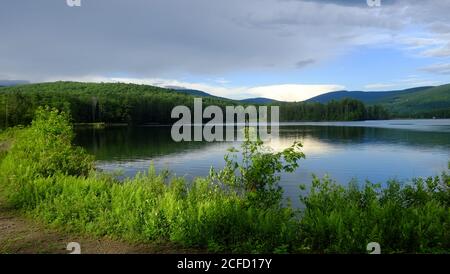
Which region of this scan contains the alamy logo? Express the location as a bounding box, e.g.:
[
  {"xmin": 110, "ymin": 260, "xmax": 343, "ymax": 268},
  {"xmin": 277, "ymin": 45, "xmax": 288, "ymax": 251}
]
[
  {"xmin": 367, "ymin": 242, "xmax": 381, "ymax": 254},
  {"xmin": 67, "ymin": 0, "xmax": 81, "ymax": 7},
  {"xmin": 367, "ymin": 0, "xmax": 381, "ymax": 7},
  {"xmin": 171, "ymin": 98, "xmax": 279, "ymax": 142},
  {"xmin": 66, "ymin": 242, "xmax": 81, "ymax": 254}
]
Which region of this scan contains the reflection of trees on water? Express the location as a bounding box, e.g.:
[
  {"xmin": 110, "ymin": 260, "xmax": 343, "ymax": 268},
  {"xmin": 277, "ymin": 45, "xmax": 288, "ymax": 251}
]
[
  {"xmin": 281, "ymin": 126, "xmax": 450, "ymax": 150},
  {"xmin": 74, "ymin": 125, "xmax": 450, "ymax": 161},
  {"xmin": 74, "ymin": 126, "xmax": 216, "ymax": 161}
]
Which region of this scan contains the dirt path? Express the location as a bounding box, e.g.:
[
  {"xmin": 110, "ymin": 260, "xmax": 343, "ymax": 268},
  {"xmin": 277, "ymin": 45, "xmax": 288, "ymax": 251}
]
[{"xmin": 0, "ymin": 198, "xmax": 200, "ymax": 254}]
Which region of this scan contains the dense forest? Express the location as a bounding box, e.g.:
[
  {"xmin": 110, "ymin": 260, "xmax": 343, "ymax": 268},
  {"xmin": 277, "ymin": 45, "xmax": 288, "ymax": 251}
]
[
  {"xmin": 277, "ymin": 99, "xmax": 388, "ymax": 121},
  {"xmin": 307, "ymin": 84, "xmax": 450, "ymax": 119},
  {"xmin": 0, "ymin": 82, "xmax": 389, "ymax": 128}
]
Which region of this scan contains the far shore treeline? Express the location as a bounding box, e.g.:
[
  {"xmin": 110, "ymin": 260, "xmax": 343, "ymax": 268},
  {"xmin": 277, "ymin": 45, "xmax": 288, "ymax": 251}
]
[{"xmin": 0, "ymin": 81, "xmax": 395, "ymax": 128}]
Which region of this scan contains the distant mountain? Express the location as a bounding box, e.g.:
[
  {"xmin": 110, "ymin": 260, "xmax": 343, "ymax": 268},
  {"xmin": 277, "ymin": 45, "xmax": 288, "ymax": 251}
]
[
  {"xmin": 306, "ymin": 86, "xmax": 432, "ymax": 104},
  {"xmin": 240, "ymin": 97, "xmax": 277, "ymax": 104},
  {"xmin": 0, "ymin": 80, "xmax": 29, "ymax": 87},
  {"xmin": 306, "ymin": 84, "xmax": 450, "ymax": 118},
  {"xmin": 170, "ymin": 88, "xmax": 214, "ymax": 98},
  {"xmin": 170, "ymin": 87, "xmax": 276, "ymax": 103},
  {"xmin": 170, "ymin": 87, "xmax": 235, "ymax": 102},
  {"xmin": 378, "ymin": 84, "xmax": 450, "ymax": 117}
]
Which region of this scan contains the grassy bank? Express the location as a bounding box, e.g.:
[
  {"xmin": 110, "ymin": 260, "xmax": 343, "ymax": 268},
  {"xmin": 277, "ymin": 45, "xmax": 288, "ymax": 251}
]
[{"xmin": 0, "ymin": 107, "xmax": 449, "ymax": 253}]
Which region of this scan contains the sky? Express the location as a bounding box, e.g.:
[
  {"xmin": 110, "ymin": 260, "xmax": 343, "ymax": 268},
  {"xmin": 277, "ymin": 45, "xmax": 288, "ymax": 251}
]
[{"xmin": 1, "ymin": 0, "xmax": 450, "ymax": 101}]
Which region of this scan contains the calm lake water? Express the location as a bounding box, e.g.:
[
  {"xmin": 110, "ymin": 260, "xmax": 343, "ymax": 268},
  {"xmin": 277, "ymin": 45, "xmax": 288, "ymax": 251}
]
[{"xmin": 74, "ymin": 119, "xmax": 450, "ymax": 206}]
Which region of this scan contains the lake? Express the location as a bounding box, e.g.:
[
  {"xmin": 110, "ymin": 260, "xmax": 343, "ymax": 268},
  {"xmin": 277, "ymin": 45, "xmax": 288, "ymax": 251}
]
[{"xmin": 74, "ymin": 119, "xmax": 450, "ymax": 206}]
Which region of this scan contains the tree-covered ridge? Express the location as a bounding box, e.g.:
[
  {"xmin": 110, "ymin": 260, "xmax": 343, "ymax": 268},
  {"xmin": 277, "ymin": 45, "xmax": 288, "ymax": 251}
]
[
  {"xmin": 378, "ymin": 84, "xmax": 450, "ymax": 118},
  {"xmin": 0, "ymin": 82, "xmax": 235, "ymax": 127},
  {"xmin": 306, "ymin": 86, "xmax": 433, "ymax": 104},
  {"xmin": 0, "ymin": 81, "xmax": 388, "ymax": 127},
  {"xmin": 307, "ymin": 84, "xmax": 450, "ymax": 118}
]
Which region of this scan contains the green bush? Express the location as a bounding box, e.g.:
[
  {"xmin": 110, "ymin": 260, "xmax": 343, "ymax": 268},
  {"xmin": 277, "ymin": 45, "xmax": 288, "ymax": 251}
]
[
  {"xmin": 0, "ymin": 107, "xmax": 93, "ymax": 208},
  {"xmin": 209, "ymin": 130, "xmax": 305, "ymax": 208},
  {"xmin": 298, "ymin": 175, "xmax": 450, "ymax": 253}
]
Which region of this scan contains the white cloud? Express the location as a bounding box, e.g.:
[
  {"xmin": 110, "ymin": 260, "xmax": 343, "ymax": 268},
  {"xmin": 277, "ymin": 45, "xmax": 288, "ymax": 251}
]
[
  {"xmin": 421, "ymin": 63, "xmax": 450, "ymax": 75},
  {"xmin": 364, "ymin": 83, "xmax": 398, "ymax": 90},
  {"xmin": 429, "ymin": 22, "xmax": 450, "ymax": 34},
  {"xmin": 364, "ymin": 76, "xmax": 442, "ymax": 90},
  {"xmin": 399, "ymin": 37, "xmax": 443, "ymax": 49},
  {"xmin": 246, "ymin": 84, "xmax": 345, "ymax": 102},
  {"xmin": 422, "ymin": 43, "xmax": 450, "ymax": 57}
]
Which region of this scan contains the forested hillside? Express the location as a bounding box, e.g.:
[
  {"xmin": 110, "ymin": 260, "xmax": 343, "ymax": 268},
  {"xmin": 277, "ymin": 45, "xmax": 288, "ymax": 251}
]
[
  {"xmin": 307, "ymin": 84, "xmax": 450, "ymax": 118},
  {"xmin": 0, "ymin": 82, "xmax": 235, "ymax": 127},
  {"xmin": 0, "ymin": 82, "xmax": 388, "ymax": 127},
  {"xmin": 306, "ymin": 86, "xmax": 432, "ymax": 104},
  {"xmin": 377, "ymin": 84, "xmax": 450, "ymax": 118}
]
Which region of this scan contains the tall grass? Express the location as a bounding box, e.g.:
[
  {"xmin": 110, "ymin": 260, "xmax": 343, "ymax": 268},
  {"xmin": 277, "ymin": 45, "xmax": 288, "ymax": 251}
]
[
  {"xmin": 299, "ymin": 176, "xmax": 449, "ymax": 253},
  {"xmin": 0, "ymin": 107, "xmax": 448, "ymax": 253}
]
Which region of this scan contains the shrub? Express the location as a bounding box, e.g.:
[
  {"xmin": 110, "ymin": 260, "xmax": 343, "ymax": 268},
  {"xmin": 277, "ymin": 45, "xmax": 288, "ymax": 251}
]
[
  {"xmin": 298, "ymin": 175, "xmax": 450, "ymax": 253},
  {"xmin": 209, "ymin": 130, "xmax": 305, "ymax": 208},
  {"xmin": 0, "ymin": 107, "xmax": 94, "ymax": 207}
]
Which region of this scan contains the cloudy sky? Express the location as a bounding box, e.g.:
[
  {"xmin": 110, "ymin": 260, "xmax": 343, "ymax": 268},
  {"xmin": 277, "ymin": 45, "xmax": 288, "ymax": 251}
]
[{"xmin": 1, "ymin": 0, "xmax": 449, "ymax": 101}]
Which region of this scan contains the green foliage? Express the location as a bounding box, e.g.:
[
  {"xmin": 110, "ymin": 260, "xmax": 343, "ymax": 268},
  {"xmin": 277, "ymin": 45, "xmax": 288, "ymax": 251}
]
[
  {"xmin": 0, "ymin": 107, "xmax": 93, "ymax": 207},
  {"xmin": 298, "ymin": 175, "xmax": 450, "ymax": 253},
  {"xmin": 305, "ymin": 84, "xmax": 450, "ymax": 119},
  {"xmin": 8, "ymin": 107, "xmax": 93, "ymax": 177},
  {"xmin": 0, "ymin": 82, "xmax": 387, "ymax": 128},
  {"xmin": 12, "ymin": 170, "xmax": 297, "ymax": 253},
  {"xmin": 0, "ymin": 108, "xmax": 300, "ymax": 252},
  {"xmin": 210, "ymin": 130, "xmax": 305, "ymax": 207},
  {"xmin": 277, "ymin": 98, "xmax": 388, "ymax": 121},
  {"xmin": 0, "ymin": 108, "xmax": 448, "ymax": 253},
  {"xmin": 0, "ymin": 126, "xmax": 21, "ymax": 161},
  {"xmin": 0, "ymin": 82, "xmax": 236, "ymax": 127}
]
